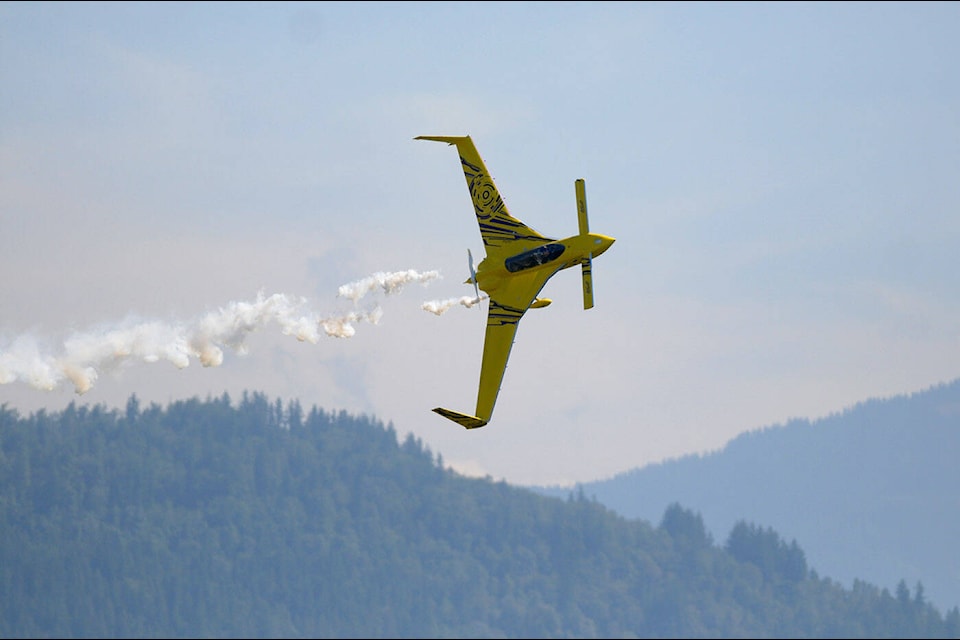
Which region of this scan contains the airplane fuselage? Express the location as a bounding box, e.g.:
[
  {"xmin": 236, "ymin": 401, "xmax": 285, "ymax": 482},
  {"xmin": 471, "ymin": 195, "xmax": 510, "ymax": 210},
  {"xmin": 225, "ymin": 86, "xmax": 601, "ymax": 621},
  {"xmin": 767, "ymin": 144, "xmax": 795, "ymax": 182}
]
[{"xmin": 475, "ymin": 232, "xmax": 615, "ymax": 304}]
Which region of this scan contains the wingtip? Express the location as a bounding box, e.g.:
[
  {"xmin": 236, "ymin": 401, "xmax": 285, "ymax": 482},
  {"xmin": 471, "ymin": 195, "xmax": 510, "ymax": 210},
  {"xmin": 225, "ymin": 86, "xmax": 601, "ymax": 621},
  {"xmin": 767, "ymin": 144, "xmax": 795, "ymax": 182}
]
[
  {"xmin": 432, "ymin": 407, "xmax": 488, "ymax": 429},
  {"xmin": 415, "ymin": 135, "xmax": 469, "ymax": 146}
]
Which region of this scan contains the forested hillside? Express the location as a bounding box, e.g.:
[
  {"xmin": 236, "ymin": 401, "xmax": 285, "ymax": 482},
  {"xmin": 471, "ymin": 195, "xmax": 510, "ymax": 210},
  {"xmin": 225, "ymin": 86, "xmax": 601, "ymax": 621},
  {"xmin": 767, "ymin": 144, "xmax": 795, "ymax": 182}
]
[
  {"xmin": 1, "ymin": 393, "xmax": 957, "ymax": 638},
  {"xmin": 535, "ymin": 379, "xmax": 960, "ymax": 614}
]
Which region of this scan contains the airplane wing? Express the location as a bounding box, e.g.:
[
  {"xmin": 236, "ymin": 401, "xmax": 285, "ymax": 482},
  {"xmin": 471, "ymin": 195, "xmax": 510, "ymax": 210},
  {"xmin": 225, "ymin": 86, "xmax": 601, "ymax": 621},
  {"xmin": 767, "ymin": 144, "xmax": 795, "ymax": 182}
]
[
  {"xmin": 433, "ymin": 265, "xmax": 561, "ymax": 429},
  {"xmin": 432, "ymin": 299, "xmax": 525, "ymax": 429},
  {"xmin": 415, "ymin": 136, "xmax": 554, "ymax": 253},
  {"xmin": 471, "ymin": 300, "xmax": 524, "ymax": 423}
]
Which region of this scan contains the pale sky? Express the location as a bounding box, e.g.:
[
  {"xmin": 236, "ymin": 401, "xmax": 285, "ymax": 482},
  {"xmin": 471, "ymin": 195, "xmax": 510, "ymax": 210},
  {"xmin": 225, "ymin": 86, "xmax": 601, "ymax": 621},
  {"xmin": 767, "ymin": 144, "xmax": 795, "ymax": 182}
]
[{"xmin": 2, "ymin": 1, "xmax": 959, "ymax": 486}]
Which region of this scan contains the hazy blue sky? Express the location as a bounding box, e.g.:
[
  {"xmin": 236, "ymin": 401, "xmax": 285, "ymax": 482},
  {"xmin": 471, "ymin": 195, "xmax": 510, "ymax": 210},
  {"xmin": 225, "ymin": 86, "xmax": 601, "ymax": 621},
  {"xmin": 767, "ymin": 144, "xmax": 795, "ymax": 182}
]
[{"xmin": 2, "ymin": 1, "xmax": 959, "ymax": 486}]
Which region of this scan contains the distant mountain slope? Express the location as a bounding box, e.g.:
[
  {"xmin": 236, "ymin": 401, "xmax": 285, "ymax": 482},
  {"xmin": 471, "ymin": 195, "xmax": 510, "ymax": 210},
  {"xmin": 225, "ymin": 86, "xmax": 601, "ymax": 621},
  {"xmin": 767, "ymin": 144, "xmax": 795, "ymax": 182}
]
[
  {"xmin": 533, "ymin": 379, "xmax": 960, "ymax": 613},
  {"xmin": 2, "ymin": 392, "xmax": 957, "ymax": 637}
]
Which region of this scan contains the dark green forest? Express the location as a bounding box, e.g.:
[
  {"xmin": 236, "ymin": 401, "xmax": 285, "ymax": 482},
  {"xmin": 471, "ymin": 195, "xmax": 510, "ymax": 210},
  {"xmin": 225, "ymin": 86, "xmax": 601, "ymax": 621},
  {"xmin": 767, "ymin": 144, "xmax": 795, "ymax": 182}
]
[
  {"xmin": 535, "ymin": 378, "xmax": 960, "ymax": 614},
  {"xmin": 1, "ymin": 393, "xmax": 957, "ymax": 638}
]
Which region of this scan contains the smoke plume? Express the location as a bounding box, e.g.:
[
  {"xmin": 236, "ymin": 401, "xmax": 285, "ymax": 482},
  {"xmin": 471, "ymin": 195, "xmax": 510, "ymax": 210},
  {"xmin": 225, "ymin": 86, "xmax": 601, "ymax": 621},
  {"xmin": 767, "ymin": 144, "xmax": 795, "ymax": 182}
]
[
  {"xmin": 421, "ymin": 294, "xmax": 487, "ymax": 315},
  {"xmin": 339, "ymin": 269, "xmax": 440, "ymax": 302},
  {"xmin": 0, "ymin": 269, "xmax": 440, "ymax": 395}
]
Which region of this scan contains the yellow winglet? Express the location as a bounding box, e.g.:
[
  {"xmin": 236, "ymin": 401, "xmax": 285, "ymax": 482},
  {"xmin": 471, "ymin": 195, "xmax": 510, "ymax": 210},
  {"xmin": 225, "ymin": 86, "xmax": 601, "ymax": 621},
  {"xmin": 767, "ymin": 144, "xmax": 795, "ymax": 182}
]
[
  {"xmin": 433, "ymin": 407, "xmax": 488, "ymax": 429},
  {"xmin": 414, "ymin": 135, "xmax": 469, "ymax": 145}
]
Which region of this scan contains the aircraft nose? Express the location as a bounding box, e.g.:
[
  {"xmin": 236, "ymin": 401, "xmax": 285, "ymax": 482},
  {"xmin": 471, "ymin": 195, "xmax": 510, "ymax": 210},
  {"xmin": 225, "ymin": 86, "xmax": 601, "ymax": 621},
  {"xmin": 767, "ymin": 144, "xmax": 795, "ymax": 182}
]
[{"xmin": 592, "ymin": 234, "xmax": 615, "ymax": 256}]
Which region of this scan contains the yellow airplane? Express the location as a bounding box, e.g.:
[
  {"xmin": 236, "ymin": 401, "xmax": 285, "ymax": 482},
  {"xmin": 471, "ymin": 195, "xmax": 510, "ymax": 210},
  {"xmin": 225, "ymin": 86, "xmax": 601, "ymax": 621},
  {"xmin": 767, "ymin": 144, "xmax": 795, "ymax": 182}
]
[{"xmin": 417, "ymin": 135, "xmax": 615, "ymax": 429}]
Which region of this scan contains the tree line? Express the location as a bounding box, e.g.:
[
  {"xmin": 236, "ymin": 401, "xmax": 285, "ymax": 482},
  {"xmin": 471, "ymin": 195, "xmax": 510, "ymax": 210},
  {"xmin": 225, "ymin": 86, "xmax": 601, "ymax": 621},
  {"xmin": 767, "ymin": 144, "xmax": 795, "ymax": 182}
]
[{"xmin": 1, "ymin": 392, "xmax": 957, "ymax": 638}]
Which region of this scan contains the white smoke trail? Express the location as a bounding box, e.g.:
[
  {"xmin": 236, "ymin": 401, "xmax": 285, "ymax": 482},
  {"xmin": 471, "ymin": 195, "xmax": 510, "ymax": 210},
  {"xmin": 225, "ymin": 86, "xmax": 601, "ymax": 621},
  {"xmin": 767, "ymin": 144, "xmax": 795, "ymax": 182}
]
[
  {"xmin": 421, "ymin": 294, "xmax": 487, "ymax": 316},
  {"xmin": 0, "ymin": 269, "xmax": 438, "ymax": 395},
  {"xmin": 338, "ymin": 269, "xmax": 440, "ymax": 302}
]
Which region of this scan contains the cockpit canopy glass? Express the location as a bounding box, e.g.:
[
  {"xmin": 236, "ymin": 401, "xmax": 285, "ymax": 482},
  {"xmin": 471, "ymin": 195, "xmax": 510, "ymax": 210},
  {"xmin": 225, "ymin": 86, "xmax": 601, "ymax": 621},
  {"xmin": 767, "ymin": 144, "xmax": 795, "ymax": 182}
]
[{"xmin": 504, "ymin": 243, "xmax": 566, "ymax": 273}]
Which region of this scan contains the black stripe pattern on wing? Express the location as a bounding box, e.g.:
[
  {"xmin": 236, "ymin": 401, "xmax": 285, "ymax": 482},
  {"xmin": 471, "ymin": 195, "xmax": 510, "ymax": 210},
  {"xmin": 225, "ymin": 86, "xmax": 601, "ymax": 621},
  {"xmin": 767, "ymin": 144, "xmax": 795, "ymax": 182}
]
[
  {"xmin": 461, "ymin": 157, "xmax": 507, "ymax": 221},
  {"xmin": 459, "ymin": 155, "xmax": 554, "ymax": 248},
  {"xmin": 478, "ymin": 219, "xmax": 553, "ymax": 247},
  {"xmin": 487, "ymin": 300, "xmax": 526, "ymax": 327}
]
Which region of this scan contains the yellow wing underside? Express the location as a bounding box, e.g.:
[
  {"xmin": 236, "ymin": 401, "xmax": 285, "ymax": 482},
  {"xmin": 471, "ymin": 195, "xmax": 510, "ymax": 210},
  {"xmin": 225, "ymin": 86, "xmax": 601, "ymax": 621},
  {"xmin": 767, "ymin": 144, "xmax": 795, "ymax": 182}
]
[
  {"xmin": 474, "ymin": 301, "xmax": 524, "ymax": 423},
  {"xmin": 431, "ymin": 305, "xmax": 527, "ymax": 428},
  {"xmin": 432, "ymin": 266, "xmax": 557, "ymax": 428},
  {"xmin": 414, "ymin": 136, "xmax": 552, "ymax": 251}
]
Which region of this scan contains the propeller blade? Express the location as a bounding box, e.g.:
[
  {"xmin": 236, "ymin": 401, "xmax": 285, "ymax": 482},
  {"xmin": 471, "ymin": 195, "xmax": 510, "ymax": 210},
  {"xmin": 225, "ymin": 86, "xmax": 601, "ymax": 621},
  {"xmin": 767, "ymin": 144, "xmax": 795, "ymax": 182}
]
[
  {"xmin": 576, "ymin": 178, "xmax": 589, "ymax": 236},
  {"xmin": 577, "ymin": 179, "xmax": 595, "ymax": 309},
  {"xmin": 468, "ymin": 249, "xmax": 480, "ymax": 301},
  {"xmin": 581, "ymin": 257, "xmax": 594, "ymax": 310}
]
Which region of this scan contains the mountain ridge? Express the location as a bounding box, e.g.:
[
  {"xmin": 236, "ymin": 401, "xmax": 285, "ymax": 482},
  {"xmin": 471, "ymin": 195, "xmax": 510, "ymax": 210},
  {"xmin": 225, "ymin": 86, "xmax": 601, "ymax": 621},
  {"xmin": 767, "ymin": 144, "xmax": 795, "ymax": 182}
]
[
  {"xmin": 2, "ymin": 390, "xmax": 958, "ymax": 637},
  {"xmin": 531, "ymin": 378, "xmax": 960, "ymax": 613}
]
